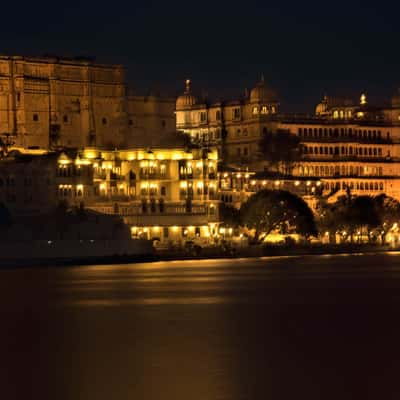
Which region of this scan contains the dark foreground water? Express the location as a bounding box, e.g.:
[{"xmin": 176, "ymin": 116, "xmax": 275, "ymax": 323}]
[{"xmin": 2, "ymin": 253, "xmax": 400, "ymax": 400}]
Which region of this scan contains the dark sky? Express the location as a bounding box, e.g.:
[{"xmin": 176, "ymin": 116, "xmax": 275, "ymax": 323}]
[{"xmin": 1, "ymin": 0, "xmax": 399, "ymax": 112}]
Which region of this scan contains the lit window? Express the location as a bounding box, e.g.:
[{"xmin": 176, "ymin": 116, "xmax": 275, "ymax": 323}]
[
  {"xmin": 252, "ymin": 106, "xmax": 258, "ymax": 115},
  {"xmin": 333, "ymin": 110, "xmax": 339, "ymax": 119},
  {"xmin": 261, "ymin": 106, "xmax": 268, "ymax": 114}
]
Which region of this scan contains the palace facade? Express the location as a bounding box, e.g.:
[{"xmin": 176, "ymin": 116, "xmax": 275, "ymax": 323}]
[{"xmin": 176, "ymin": 79, "xmax": 400, "ymax": 201}]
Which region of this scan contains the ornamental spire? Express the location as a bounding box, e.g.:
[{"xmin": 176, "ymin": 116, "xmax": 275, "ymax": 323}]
[{"xmin": 185, "ymin": 79, "xmax": 191, "ymax": 94}]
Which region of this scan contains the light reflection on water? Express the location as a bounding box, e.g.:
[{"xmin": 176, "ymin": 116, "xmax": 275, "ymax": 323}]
[{"xmin": 2, "ymin": 253, "xmax": 400, "ymax": 399}]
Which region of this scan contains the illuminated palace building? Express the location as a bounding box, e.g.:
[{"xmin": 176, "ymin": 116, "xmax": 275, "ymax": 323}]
[
  {"xmin": 176, "ymin": 80, "xmax": 400, "ymax": 201},
  {"xmin": 0, "ymin": 146, "xmax": 220, "ymax": 243},
  {"xmin": 4, "ymin": 54, "xmax": 400, "ymax": 243}
]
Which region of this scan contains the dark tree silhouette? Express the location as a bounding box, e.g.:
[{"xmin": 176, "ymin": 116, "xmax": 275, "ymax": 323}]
[
  {"xmin": 372, "ymin": 194, "xmax": 400, "ymax": 244},
  {"xmin": 240, "ymin": 189, "xmax": 317, "ymax": 242},
  {"xmin": 318, "ymin": 195, "xmax": 381, "ymax": 243},
  {"xmin": 258, "ymin": 129, "xmax": 301, "ymax": 175},
  {"xmin": 219, "ymin": 203, "xmax": 241, "ymax": 228}
]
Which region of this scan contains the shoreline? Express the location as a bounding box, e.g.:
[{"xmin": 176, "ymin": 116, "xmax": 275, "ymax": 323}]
[{"xmin": 0, "ymin": 244, "xmax": 398, "ymax": 269}]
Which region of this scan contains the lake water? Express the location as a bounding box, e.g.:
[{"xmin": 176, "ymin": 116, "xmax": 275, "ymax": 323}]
[{"xmin": 2, "ymin": 253, "xmax": 400, "ymax": 399}]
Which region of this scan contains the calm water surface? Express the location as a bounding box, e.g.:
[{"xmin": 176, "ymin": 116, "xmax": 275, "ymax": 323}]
[{"xmin": 2, "ymin": 253, "xmax": 400, "ymax": 399}]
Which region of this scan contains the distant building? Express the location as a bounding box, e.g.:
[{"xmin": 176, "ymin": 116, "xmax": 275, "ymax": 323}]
[{"xmin": 0, "ymin": 55, "xmax": 175, "ymax": 150}]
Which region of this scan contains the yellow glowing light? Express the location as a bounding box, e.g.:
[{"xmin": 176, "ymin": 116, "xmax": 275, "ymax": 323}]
[
  {"xmin": 180, "ymin": 181, "xmax": 187, "ymax": 188},
  {"xmin": 360, "ymin": 93, "xmax": 367, "ymax": 105},
  {"xmin": 219, "ymin": 227, "xmax": 225, "ymax": 234},
  {"xmin": 275, "ymin": 180, "xmax": 280, "ymax": 186},
  {"xmin": 153, "ymin": 226, "xmax": 160, "ymax": 231},
  {"xmin": 75, "ymin": 159, "xmax": 91, "ymax": 166},
  {"xmin": 100, "ymin": 184, "xmax": 105, "ymax": 190},
  {"xmin": 172, "ymin": 226, "xmax": 179, "ymax": 232},
  {"xmin": 245, "ymin": 174, "xmax": 249, "ymax": 179},
  {"xmin": 76, "ymin": 184, "xmax": 83, "ymax": 190},
  {"xmin": 223, "ymin": 173, "xmax": 228, "ymax": 178},
  {"xmin": 295, "ymin": 181, "xmax": 300, "ymax": 186},
  {"xmin": 306, "ymin": 181, "xmax": 311, "ymax": 186},
  {"xmin": 83, "ymin": 150, "xmax": 98, "ymax": 159},
  {"xmin": 262, "ymin": 180, "xmax": 267, "ymax": 185}
]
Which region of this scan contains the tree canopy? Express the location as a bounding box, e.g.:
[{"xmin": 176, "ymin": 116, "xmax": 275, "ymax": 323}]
[
  {"xmin": 318, "ymin": 194, "xmax": 384, "ymax": 243},
  {"xmin": 258, "ymin": 129, "xmax": 301, "ymax": 175},
  {"xmin": 219, "ymin": 203, "xmax": 241, "ymax": 228},
  {"xmin": 240, "ymin": 189, "xmax": 317, "ymax": 242}
]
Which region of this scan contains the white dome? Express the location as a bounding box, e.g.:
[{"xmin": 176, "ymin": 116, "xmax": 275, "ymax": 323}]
[
  {"xmin": 176, "ymin": 79, "xmax": 198, "ymax": 110},
  {"xmin": 249, "ymin": 78, "xmax": 277, "ymax": 103}
]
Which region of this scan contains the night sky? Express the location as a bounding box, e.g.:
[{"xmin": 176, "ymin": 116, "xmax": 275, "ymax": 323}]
[{"xmin": 2, "ymin": 0, "xmax": 399, "ymax": 112}]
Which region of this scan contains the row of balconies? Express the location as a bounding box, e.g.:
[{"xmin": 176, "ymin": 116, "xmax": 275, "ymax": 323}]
[{"xmin": 88, "ymin": 201, "xmax": 218, "ymax": 217}]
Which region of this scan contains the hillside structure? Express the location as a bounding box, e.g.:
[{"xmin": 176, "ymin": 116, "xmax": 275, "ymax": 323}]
[{"xmin": 0, "ymin": 55, "xmax": 175, "ymax": 150}]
